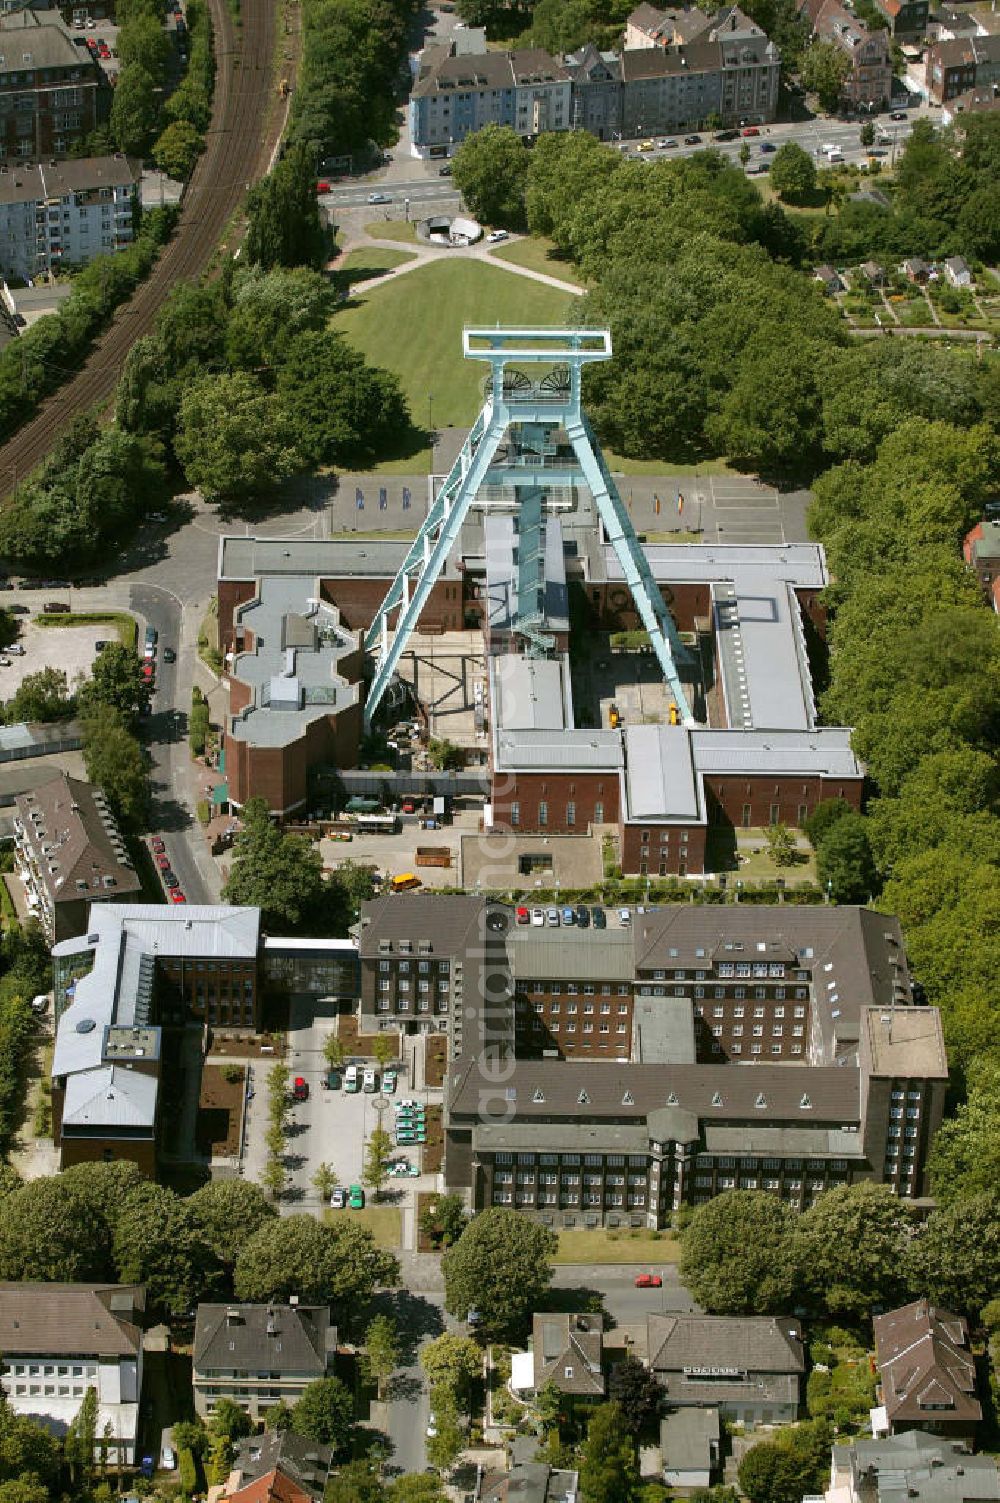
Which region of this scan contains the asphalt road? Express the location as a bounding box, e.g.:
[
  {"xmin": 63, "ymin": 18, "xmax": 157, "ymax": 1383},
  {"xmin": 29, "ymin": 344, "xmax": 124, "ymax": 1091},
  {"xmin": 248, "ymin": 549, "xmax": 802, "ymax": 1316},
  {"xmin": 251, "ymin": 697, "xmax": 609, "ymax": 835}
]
[
  {"xmin": 366, "ymin": 1285, "xmax": 448, "ymax": 1477},
  {"xmin": 550, "ymin": 1263, "xmax": 700, "ymax": 1327}
]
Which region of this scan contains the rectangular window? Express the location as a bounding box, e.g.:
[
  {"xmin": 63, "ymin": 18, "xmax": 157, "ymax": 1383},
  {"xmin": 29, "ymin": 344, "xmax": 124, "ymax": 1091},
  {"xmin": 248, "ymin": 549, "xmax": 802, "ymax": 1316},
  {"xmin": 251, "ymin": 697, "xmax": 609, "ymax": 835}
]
[
  {"xmin": 566, "ymin": 801, "xmax": 576, "ymax": 826},
  {"xmin": 538, "ymin": 800, "xmax": 548, "ymax": 826},
  {"xmin": 510, "ymin": 801, "xmax": 520, "ymax": 827}
]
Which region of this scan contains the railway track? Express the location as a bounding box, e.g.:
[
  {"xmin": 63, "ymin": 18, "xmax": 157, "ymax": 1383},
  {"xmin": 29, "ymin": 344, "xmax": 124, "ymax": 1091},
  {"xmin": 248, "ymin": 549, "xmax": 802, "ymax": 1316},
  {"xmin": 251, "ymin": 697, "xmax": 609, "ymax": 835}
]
[{"xmin": 0, "ymin": 0, "xmax": 277, "ymax": 499}]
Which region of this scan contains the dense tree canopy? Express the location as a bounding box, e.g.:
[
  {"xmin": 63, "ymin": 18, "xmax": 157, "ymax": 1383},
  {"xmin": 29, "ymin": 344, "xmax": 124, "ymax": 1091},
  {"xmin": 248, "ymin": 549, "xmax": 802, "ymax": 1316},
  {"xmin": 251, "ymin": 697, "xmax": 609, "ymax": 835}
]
[
  {"xmin": 442, "ymin": 1207, "xmax": 556, "ymax": 1339},
  {"xmin": 452, "ymin": 124, "xmax": 530, "ymax": 230},
  {"xmin": 679, "ymin": 1192, "xmax": 797, "ymax": 1314},
  {"xmin": 233, "ymin": 1213, "xmax": 399, "ymax": 1308}
]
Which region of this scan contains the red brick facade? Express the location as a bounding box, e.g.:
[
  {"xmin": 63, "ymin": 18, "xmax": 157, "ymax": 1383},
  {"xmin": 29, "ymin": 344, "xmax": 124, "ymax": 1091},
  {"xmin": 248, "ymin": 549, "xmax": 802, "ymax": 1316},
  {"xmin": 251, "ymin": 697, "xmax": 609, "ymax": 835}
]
[
  {"xmin": 490, "ymin": 771, "xmax": 621, "ymax": 833},
  {"xmin": 226, "ymin": 701, "xmax": 363, "ymax": 817},
  {"xmin": 706, "ymin": 773, "xmax": 863, "ymax": 831},
  {"xmin": 621, "ymin": 821, "xmax": 708, "ymax": 876}
]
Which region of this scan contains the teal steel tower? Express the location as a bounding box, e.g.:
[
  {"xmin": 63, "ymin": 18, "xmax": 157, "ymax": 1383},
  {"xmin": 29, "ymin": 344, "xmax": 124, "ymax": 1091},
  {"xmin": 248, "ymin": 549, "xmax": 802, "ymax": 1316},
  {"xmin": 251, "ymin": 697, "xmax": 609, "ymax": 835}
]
[{"xmin": 362, "ymin": 327, "xmax": 693, "ymax": 730}]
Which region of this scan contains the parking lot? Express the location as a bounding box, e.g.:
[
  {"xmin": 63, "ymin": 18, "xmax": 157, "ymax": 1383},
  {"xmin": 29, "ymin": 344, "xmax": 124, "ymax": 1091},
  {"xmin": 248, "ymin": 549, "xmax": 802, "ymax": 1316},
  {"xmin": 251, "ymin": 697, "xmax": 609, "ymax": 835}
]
[
  {"xmin": 320, "ymin": 808, "xmax": 478, "ymax": 889},
  {"xmin": 0, "ymin": 616, "xmax": 110, "ymax": 696}
]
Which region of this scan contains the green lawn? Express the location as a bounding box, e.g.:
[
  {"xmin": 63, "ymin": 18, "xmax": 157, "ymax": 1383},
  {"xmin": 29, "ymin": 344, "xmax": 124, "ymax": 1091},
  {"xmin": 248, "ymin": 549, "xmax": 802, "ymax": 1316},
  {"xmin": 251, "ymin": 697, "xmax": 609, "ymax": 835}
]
[
  {"xmin": 490, "ymin": 235, "xmax": 583, "ymax": 286},
  {"xmin": 334, "ymin": 247, "xmax": 418, "ymax": 294},
  {"xmin": 605, "ymin": 453, "xmax": 734, "ymax": 477},
  {"xmin": 363, "ymin": 219, "xmax": 418, "ymax": 243},
  {"xmin": 325, "ymin": 1204, "xmax": 401, "ymax": 1249},
  {"xmin": 335, "ymin": 258, "xmax": 574, "ymax": 430},
  {"xmin": 553, "ymin": 1227, "xmax": 681, "ymax": 1265}
]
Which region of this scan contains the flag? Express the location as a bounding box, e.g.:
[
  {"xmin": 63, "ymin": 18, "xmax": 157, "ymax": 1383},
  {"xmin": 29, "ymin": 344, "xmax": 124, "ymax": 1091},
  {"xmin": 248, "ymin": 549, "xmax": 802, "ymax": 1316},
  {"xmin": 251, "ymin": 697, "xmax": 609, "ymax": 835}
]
[
  {"xmin": 355, "ymin": 487, "xmax": 364, "ymax": 511},
  {"xmin": 677, "ymin": 491, "xmax": 685, "ymax": 515},
  {"xmin": 654, "ymin": 494, "xmax": 661, "ymax": 516},
  {"xmin": 402, "ymin": 486, "xmax": 411, "ymax": 510},
  {"xmin": 379, "ymin": 487, "xmax": 388, "ymax": 511}
]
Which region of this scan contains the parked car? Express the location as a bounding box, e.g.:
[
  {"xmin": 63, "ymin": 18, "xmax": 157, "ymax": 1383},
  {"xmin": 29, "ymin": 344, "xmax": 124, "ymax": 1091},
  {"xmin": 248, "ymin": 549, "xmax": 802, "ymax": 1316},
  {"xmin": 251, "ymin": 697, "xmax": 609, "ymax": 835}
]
[
  {"xmin": 438, "ymin": 163, "xmax": 452, "ymax": 175},
  {"xmin": 330, "ymin": 1187, "xmax": 347, "ymax": 1209},
  {"xmin": 397, "ymin": 1099, "xmax": 421, "ymax": 1110},
  {"xmin": 684, "ymin": 134, "xmax": 701, "ymax": 145},
  {"xmin": 486, "ymin": 229, "xmax": 509, "ymax": 243},
  {"xmin": 713, "ymin": 128, "xmax": 738, "ymax": 141},
  {"xmin": 325, "ymin": 1070, "xmax": 341, "ymax": 1090},
  {"xmin": 292, "ymin": 1076, "xmax": 309, "ymax": 1102},
  {"xmin": 349, "ymin": 1184, "xmax": 366, "ymax": 1209},
  {"xmin": 9, "ymin": 604, "xmax": 28, "ymax": 615},
  {"xmin": 759, "ymin": 140, "xmax": 776, "ymax": 152},
  {"xmin": 618, "ymin": 907, "xmax": 632, "ymax": 925},
  {"xmin": 7, "ymin": 644, "xmax": 24, "ymax": 655},
  {"xmin": 0, "ymin": 657, "xmax": 11, "ymax": 668},
  {"xmin": 156, "ymin": 854, "xmax": 171, "ymax": 871},
  {"xmin": 634, "ymin": 1272, "xmax": 663, "ymax": 1288},
  {"xmin": 890, "ymin": 110, "xmax": 907, "ymax": 120},
  {"xmin": 515, "ymin": 905, "xmax": 530, "ymax": 925},
  {"xmin": 315, "ymin": 180, "xmax": 331, "ymax": 193},
  {"xmin": 591, "ymin": 907, "xmax": 607, "ymax": 929},
  {"xmin": 43, "ymin": 601, "xmax": 70, "ymax": 613},
  {"xmin": 141, "ymin": 663, "xmax": 154, "ymax": 682},
  {"xmin": 151, "ymin": 837, "xmax": 165, "ymax": 853},
  {"xmin": 637, "ymin": 139, "xmax": 655, "ymax": 151},
  {"xmin": 344, "ymin": 1065, "xmax": 359, "ymax": 1093},
  {"xmin": 362, "ymin": 1068, "xmax": 377, "ymax": 1092},
  {"xmin": 561, "ymin": 906, "xmax": 576, "ymax": 926},
  {"xmin": 164, "ymin": 873, "xmax": 179, "ymax": 888},
  {"xmin": 575, "ymin": 905, "xmax": 590, "ymax": 928},
  {"xmin": 163, "ymin": 648, "xmax": 176, "ymax": 663},
  {"xmin": 530, "ymin": 907, "xmax": 544, "ymax": 926},
  {"xmin": 381, "ymin": 1069, "xmax": 397, "ymax": 1094},
  {"xmin": 367, "ymin": 192, "xmax": 391, "ymax": 204},
  {"xmin": 660, "ymin": 138, "xmax": 678, "ymax": 148},
  {"xmin": 741, "ymin": 125, "xmax": 760, "ymax": 137},
  {"xmin": 170, "ymin": 890, "xmax": 186, "ymax": 904},
  {"xmin": 546, "ymin": 908, "xmax": 560, "ymax": 927}
]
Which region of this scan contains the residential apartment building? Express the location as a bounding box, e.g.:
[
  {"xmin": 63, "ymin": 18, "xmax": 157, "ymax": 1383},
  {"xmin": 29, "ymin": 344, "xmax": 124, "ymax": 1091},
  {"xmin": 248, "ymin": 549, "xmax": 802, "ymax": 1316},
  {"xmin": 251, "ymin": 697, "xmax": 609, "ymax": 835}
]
[
  {"xmin": 873, "ymin": 1300, "xmax": 982, "ymax": 1438},
  {"xmin": 0, "ymin": 153, "xmax": 137, "ymax": 281},
  {"xmin": 646, "ymin": 1315, "xmax": 805, "ymax": 1427},
  {"xmin": 799, "ymin": 0, "xmax": 893, "ymax": 110},
  {"xmin": 0, "ymin": 1283, "xmax": 144, "ymax": 1464},
  {"xmin": 0, "ymin": 8, "xmax": 100, "ymax": 159},
  {"xmin": 192, "ymin": 1304, "xmax": 336, "ymax": 1423},
  {"xmin": 409, "ymin": 7, "xmax": 778, "ymax": 156},
  {"xmin": 925, "ymin": 33, "xmax": 1000, "ymax": 102},
  {"xmin": 13, "ymin": 773, "xmax": 140, "ymax": 942},
  {"xmin": 871, "ymin": 0, "xmax": 929, "ymax": 37},
  {"xmin": 825, "ymin": 1434, "xmax": 1000, "ymax": 1503}
]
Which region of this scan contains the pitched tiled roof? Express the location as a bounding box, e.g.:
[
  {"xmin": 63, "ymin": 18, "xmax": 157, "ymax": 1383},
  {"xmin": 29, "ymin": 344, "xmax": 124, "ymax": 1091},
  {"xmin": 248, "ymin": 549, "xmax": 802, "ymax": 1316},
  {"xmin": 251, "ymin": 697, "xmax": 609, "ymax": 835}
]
[
  {"xmin": 648, "ymin": 1314, "xmax": 805, "ymax": 1374},
  {"xmin": 874, "ymin": 1300, "xmax": 982, "ymax": 1428},
  {"xmin": 227, "ymin": 1470, "xmax": 313, "ymax": 1503},
  {"xmin": 0, "ymin": 1283, "xmax": 144, "ymax": 1357},
  {"xmin": 231, "ymin": 1432, "xmax": 332, "ymax": 1502},
  {"xmin": 194, "ymin": 1304, "xmax": 330, "ymax": 1378},
  {"xmin": 532, "ymin": 1312, "xmax": 605, "ymax": 1396}
]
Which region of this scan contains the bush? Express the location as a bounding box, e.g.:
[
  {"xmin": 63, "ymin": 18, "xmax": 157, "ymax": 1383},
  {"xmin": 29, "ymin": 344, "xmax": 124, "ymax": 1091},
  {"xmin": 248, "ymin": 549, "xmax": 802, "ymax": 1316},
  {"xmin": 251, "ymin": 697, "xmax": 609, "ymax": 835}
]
[
  {"xmin": 197, "ymin": 798, "xmax": 211, "ymax": 825},
  {"xmin": 190, "ymin": 692, "xmax": 210, "ymax": 758},
  {"xmin": 178, "ymin": 1445, "xmax": 198, "ymax": 1494}
]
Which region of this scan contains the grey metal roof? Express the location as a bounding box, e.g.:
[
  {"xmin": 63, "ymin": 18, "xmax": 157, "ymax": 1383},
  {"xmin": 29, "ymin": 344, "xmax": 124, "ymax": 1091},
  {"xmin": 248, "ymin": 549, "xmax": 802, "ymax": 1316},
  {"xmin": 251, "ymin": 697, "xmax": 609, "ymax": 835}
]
[
  {"xmin": 690, "ymin": 727, "xmax": 861, "ymax": 776},
  {"xmin": 485, "ymin": 513, "xmax": 569, "ymax": 636},
  {"xmin": 194, "ymin": 1303, "xmax": 331, "ymax": 1377},
  {"xmin": 61, "ymin": 1063, "xmax": 158, "ymax": 1132},
  {"xmin": 659, "ymin": 1408, "xmax": 720, "ymax": 1472},
  {"xmin": 510, "ymin": 927, "xmax": 635, "ymax": 981},
  {"xmin": 474, "ymin": 1122, "xmax": 650, "ymax": 1153},
  {"xmin": 602, "ymin": 542, "xmax": 827, "ymax": 590},
  {"xmin": 491, "ymin": 654, "xmax": 571, "ymax": 734},
  {"xmin": 720, "ymin": 578, "xmax": 815, "ymax": 731},
  {"xmin": 632, "ymin": 995, "xmax": 696, "ymax": 1063},
  {"xmin": 703, "ymin": 1124, "xmax": 866, "ymax": 1157},
  {"xmin": 0, "ymin": 719, "xmax": 82, "ymax": 761},
  {"xmin": 494, "ymin": 727, "xmax": 622, "ymax": 772},
  {"xmin": 229, "ymin": 577, "xmax": 360, "ymax": 749},
  {"xmin": 625, "ymin": 725, "xmax": 700, "ymax": 821},
  {"xmin": 219, "ymin": 535, "xmax": 460, "ymax": 582},
  {"xmin": 839, "ymin": 1434, "xmax": 1000, "ymax": 1503}
]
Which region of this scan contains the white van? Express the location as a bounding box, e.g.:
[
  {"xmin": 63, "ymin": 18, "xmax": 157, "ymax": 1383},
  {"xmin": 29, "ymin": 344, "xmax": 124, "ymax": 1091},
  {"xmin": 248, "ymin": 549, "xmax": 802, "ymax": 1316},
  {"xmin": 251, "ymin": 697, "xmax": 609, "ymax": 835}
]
[
  {"xmin": 823, "ymin": 144, "xmax": 844, "ymax": 162},
  {"xmin": 344, "ymin": 1064, "xmax": 359, "ymax": 1093}
]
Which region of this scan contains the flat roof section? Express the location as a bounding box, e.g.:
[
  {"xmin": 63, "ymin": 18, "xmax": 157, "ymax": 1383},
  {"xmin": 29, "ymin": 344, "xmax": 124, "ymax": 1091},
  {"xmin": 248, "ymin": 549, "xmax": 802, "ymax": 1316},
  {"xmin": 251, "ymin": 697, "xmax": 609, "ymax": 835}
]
[
  {"xmin": 862, "ymin": 1006, "xmax": 948, "ymax": 1080},
  {"xmin": 600, "ymin": 542, "xmax": 828, "ymax": 590},
  {"xmin": 230, "ymin": 578, "xmax": 360, "ymax": 749},
  {"xmin": 716, "ymin": 579, "xmax": 815, "ymax": 732},
  {"xmin": 624, "ymin": 724, "xmax": 701, "ymax": 821},
  {"xmin": 490, "ymin": 653, "xmax": 572, "ymax": 733},
  {"xmin": 219, "ymin": 535, "xmax": 460, "ymax": 581}
]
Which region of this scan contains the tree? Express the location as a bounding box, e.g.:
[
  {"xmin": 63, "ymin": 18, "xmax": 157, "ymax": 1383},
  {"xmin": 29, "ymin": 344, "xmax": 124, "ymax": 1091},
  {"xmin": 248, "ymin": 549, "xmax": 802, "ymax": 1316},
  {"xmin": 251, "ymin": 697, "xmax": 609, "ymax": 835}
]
[
  {"xmin": 364, "ymin": 1314, "xmax": 399, "ymax": 1400},
  {"xmin": 110, "ymin": 64, "xmax": 157, "ymax": 154},
  {"xmin": 425, "ymin": 1395, "xmax": 465, "ymax": 1472},
  {"xmin": 679, "ymin": 1192, "xmax": 797, "ymax": 1315},
  {"xmin": 859, "ymin": 120, "xmax": 875, "ymax": 148},
  {"xmin": 223, "ymin": 798, "xmax": 326, "ymax": 931},
  {"xmin": 373, "ymin": 1034, "xmax": 395, "ymax": 1071},
  {"xmin": 765, "ymin": 823, "xmax": 797, "ymax": 867},
  {"xmin": 0, "ymin": 1176, "xmax": 114, "ymax": 1283},
  {"xmin": 275, "ymin": 333, "xmax": 409, "ymax": 468},
  {"xmin": 313, "ymin": 1161, "xmax": 339, "ymax": 1202},
  {"xmin": 579, "ymin": 1402, "xmax": 639, "ymax": 1503},
  {"xmin": 420, "ymin": 1334, "xmax": 482, "ymax": 1411},
  {"xmin": 175, "ymin": 371, "xmax": 300, "ymax": 505},
  {"xmin": 815, "ymin": 812, "xmax": 877, "ymax": 903},
  {"xmin": 65, "ymin": 1385, "xmax": 98, "ymax": 1486},
  {"xmin": 790, "ymin": 1183, "xmax": 918, "ymax": 1317},
  {"xmin": 803, "ymin": 798, "xmax": 855, "ymax": 848},
  {"xmin": 706, "ymin": 336, "xmax": 825, "ymax": 476},
  {"xmin": 390, "ymin": 1477, "xmax": 449, "ymax": 1503},
  {"xmin": 769, "ymin": 141, "xmax": 817, "ymax": 203},
  {"xmin": 738, "ymin": 1421, "xmax": 831, "ymax": 1503},
  {"xmin": 225, "ymin": 265, "xmax": 333, "ymax": 372},
  {"xmin": 111, "ymin": 1182, "xmax": 221, "ymax": 1318},
  {"xmin": 909, "ymin": 1193, "xmax": 1000, "ymax": 1318},
  {"xmin": 208, "ymin": 1398, "xmax": 253, "ymax": 1444},
  {"xmin": 152, "ymin": 119, "xmax": 204, "ymax": 180},
  {"xmin": 80, "ymin": 712, "xmax": 148, "ymax": 825},
  {"xmin": 427, "ymin": 738, "xmax": 464, "ymax": 771},
  {"xmin": 451, "ymin": 124, "xmax": 529, "ymax": 230},
  {"xmin": 2, "ymin": 667, "xmax": 74, "ymax": 725},
  {"xmin": 608, "ymin": 1355, "xmax": 662, "ymax": 1438},
  {"xmin": 419, "ymin": 1193, "xmax": 468, "ymax": 1250},
  {"xmin": 325, "ymin": 1459, "xmax": 387, "ymax": 1503},
  {"xmin": 800, "ymin": 40, "xmax": 851, "ymax": 111},
  {"xmin": 234, "ymin": 1214, "xmax": 399, "ymax": 1306},
  {"xmin": 291, "ymin": 1376, "xmax": 354, "ymax": 1452},
  {"xmin": 117, "ymin": 14, "xmax": 170, "ymax": 78},
  {"xmin": 363, "ymin": 1126, "xmax": 393, "ymax": 1200},
  {"xmin": 324, "ymin": 1033, "xmax": 346, "ymax": 1070},
  {"xmin": 442, "ymin": 1208, "xmax": 556, "ymax": 1340},
  {"xmin": 739, "ymin": 140, "xmax": 750, "ymax": 168},
  {"xmin": 958, "ymin": 183, "xmax": 1000, "ymax": 260},
  {"xmin": 187, "ymin": 1179, "xmax": 277, "ymax": 1272},
  {"xmin": 927, "ymin": 1062, "xmax": 1000, "ymax": 1206},
  {"xmin": 79, "ymin": 641, "xmax": 150, "ymax": 724},
  {"xmin": 245, "ymin": 141, "xmax": 326, "ymax": 270}
]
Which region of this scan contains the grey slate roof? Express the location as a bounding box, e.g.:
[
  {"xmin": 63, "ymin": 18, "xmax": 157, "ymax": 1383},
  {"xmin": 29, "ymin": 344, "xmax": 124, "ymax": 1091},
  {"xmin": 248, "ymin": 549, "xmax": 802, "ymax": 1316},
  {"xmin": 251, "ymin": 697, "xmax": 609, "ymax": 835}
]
[
  {"xmin": 532, "ymin": 1311, "xmax": 605, "ymax": 1396},
  {"xmin": 660, "ymin": 1406, "xmax": 720, "ymax": 1471},
  {"xmin": 194, "ymin": 1303, "xmax": 332, "ymax": 1378},
  {"xmin": 648, "ymin": 1315, "xmax": 805, "ymax": 1375},
  {"xmin": 0, "ymin": 155, "xmax": 137, "ymax": 208},
  {"xmin": 359, "ymin": 892, "xmax": 484, "ymax": 956},
  {"xmin": 0, "ymin": 1283, "xmax": 144, "ymax": 1357},
  {"xmin": 231, "ymin": 1430, "xmax": 333, "ymax": 1501},
  {"xmin": 835, "ymin": 1433, "xmax": 1000, "ymax": 1503},
  {"xmin": 0, "ymin": 7, "xmax": 89, "ymax": 70}
]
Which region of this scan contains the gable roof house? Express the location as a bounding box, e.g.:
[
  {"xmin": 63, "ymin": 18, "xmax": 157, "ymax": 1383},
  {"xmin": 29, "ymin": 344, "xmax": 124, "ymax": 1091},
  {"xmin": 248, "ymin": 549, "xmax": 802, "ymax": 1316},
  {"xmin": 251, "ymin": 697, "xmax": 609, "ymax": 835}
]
[
  {"xmin": 646, "ymin": 1315, "xmax": 805, "ymax": 1426},
  {"xmin": 873, "ymin": 1299, "xmax": 982, "ymax": 1438},
  {"xmin": 532, "ymin": 1312, "xmax": 605, "ymax": 1397},
  {"xmin": 223, "ymin": 1430, "xmax": 333, "ymax": 1502},
  {"xmin": 193, "ymin": 1304, "xmax": 336, "ymax": 1423},
  {"xmin": 799, "ymin": 0, "xmax": 892, "ymax": 108}
]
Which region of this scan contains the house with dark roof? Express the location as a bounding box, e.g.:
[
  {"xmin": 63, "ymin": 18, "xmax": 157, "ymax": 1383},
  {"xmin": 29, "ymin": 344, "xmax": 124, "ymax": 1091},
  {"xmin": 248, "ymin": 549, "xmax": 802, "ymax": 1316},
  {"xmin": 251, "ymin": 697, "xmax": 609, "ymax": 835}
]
[
  {"xmin": 660, "ymin": 1407, "xmax": 720, "ymax": 1490},
  {"xmin": 814, "ymin": 264, "xmax": 844, "ymax": 294},
  {"xmin": 827, "ymin": 1432, "xmax": 1000, "ymax": 1502},
  {"xmin": 646, "ymin": 1314, "xmax": 805, "ymax": 1426},
  {"xmin": 925, "ymin": 32, "xmax": 1000, "ymax": 101},
  {"xmin": 0, "ymin": 1283, "xmax": 145, "ymax": 1464},
  {"xmin": 475, "ymin": 1461, "xmax": 580, "ymax": 1503},
  {"xmin": 531, "ymin": 1312, "xmax": 605, "ymax": 1397},
  {"xmin": 798, "ymin": 0, "xmax": 892, "ymax": 108},
  {"xmin": 223, "ymin": 1431, "xmax": 333, "ymax": 1502},
  {"xmin": 13, "ymin": 773, "xmax": 140, "ymax": 942},
  {"xmin": 871, "ymin": 0, "xmax": 929, "ymax": 37},
  {"xmin": 873, "ymin": 1300, "xmax": 982, "ymax": 1438},
  {"xmin": 193, "ymin": 1304, "xmax": 336, "ymax": 1422}
]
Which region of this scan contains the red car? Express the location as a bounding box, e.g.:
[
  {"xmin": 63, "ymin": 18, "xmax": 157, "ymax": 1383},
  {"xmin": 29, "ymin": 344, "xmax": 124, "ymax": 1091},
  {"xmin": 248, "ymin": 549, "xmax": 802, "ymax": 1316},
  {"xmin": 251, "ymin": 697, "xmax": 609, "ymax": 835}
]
[
  {"xmin": 156, "ymin": 853, "xmax": 171, "ymax": 871},
  {"xmin": 634, "ymin": 1272, "xmax": 663, "ymax": 1288},
  {"xmin": 141, "ymin": 663, "xmax": 154, "ymax": 682},
  {"xmin": 401, "ymin": 800, "xmax": 416, "ymax": 814},
  {"xmin": 150, "ymin": 838, "xmax": 165, "ymax": 854},
  {"xmin": 516, "ymin": 905, "xmax": 530, "ymax": 925},
  {"xmin": 741, "ymin": 125, "xmax": 760, "ymax": 137},
  {"xmin": 315, "ymin": 180, "xmax": 331, "ymax": 193},
  {"xmin": 170, "ymin": 889, "xmax": 186, "ymax": 903}
]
